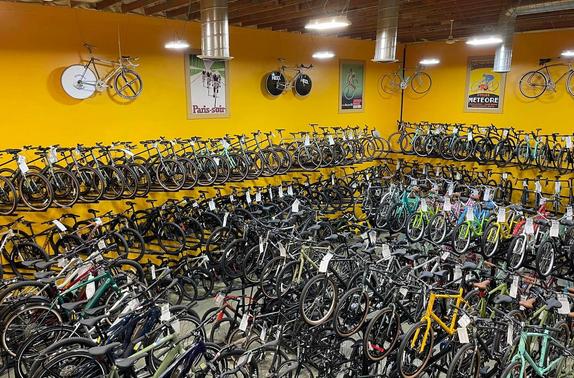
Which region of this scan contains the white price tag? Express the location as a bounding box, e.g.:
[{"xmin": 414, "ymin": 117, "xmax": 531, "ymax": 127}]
[
  {"xmin": 255, "ymin": 191, "xmax": 262, "ymax": 202},
  {"xmin": 209, "ymin": 200, "xmax": 216, "ymax": 211},
  {"xmin": 17, "ymin": 155, "xmax": 29, "ymax": 174},
  {"xmin": 507, "ymin": 323, "xmax": 514, "ymax": 345},
  {"xmin": 457, "ymin": 327, "xmax": 470, "ymax": 344},
  {"xmin": 421, "ymin": 198, "xmax": 428, "ymax": 211},
  {"xmin": 568, "ymin": 206, "xmax": 573, "ymax": 220},
  {"xmin": 287, "ymin": 186, "xmax": 293, "ymax": 196},
  {"xmin": 503, "ymin": 129, "xmax": 509, "ymax": 137},
  {"xmin": 361, "ymin": 232, "xmax": 368, "ymax": 240},
  {"xmin": 466, "ymin": 207, "xmax": 475, "ymax": 221},
  {"xmin": 448, "ymin": 183, "xmax": 454, "ymax": 196},
  {"xmin": 48, "ymin": 146, "xmax": 58, "ymax": 164},
  {"xmin": 291, "ymin": 199, "xmax": 300, "ymax": 213},
  {"xmin": 458, "ymin": 314, "xmax": 471, "ymax": 328},
  {"xmin": 278, "ymin": 242, "xmax": 286, "ymax": 257},
  {"xmin": 304, "ymin": 135, "xmax": 311, "ymax": 146},
  {"xmin": 259, "ymin": 236, "xmax": 265, "ymax": 254},
  {"xmin": 151, "ymin": 265, "xmax": 156, "ymax": 280},
  {"xmin": 535, "ymin": 181, "xmax": 542, "ymax": 193},
  {"xmin": 550, "ymin": 220, "xmax": 559, "ymax": 237},
  {"xmin": 503, "ymin": 173, "xmax": 508, "ymax": 180},
  {"xmin": 279, "ymin": 186, "xmax": 285, "ymax": 198},
  {"xmin": 381, "ymin": 244, "xmax": 391, "ymax": 260},
  {"xmin": 268, "ymin": 188, "xmax": 273, "ymax": 200},
  {"xmin": 456, "ymin": 173, "xmax": 461, "ymax": 181},
  {"xmin": 525, "ymin": 218, "xmax": 534, "ymax": 234},
  {"xmin": 510, "ymin": 276, "xmax": 519, "ymax": 298},
  {"xmin": 121, "ymin": 148, "xmax": 135, "ymax": 157},
  {"xmin": 328, "ymin": 135, "xmax": 335, "ymax": 145},
  {"xmin": 53, "ymin": 220, "xmax": 67, "ymax": 231},
  {"xmin": 453, "ymin": 127, "xmax": 459, "ymax": 134},
  {"xmin": 97, "ymin": 239, "xmax": 106, "ymax": 250},
  {"xmin": 497, "ymin": 207, "xmax": 506, "ymax": 223},
  {"xmin": 368, "ymin": 230, "xmax": 377, "ymax": 244},
  {"xmin": 171, "ymin": 319, "xmax": 181, "ymax": 333},
  {"xmin": 214, "ymin": 292, "xmax": 224, "ymax": 306},
  {"xmin": 443, "ymin": 198, "xmax": 452, "ymax": 211},
  {"xmin": 556, "ymin": 181, "xmax": 562, "ymax": 194},
  {"xmin": 57, "ymin": 257, "xmax": 68, "ymax": 268},
  {"xmin": 245, "ymin": 191, "xmax": 252, "ymax": 204},
  {"xmin": 558, "ymin": 294, "xmax": 571, "ymax": 315},
  {"xmin": 260, "ymin": 325, "xmax": 267, "ymax": 342},
  {"xmin": 454, "ymin": 266, "xmax": 462, "ymax": 281},
  {"xmin": 95, "ymin": 218, "xmax": 103, "ymax": 225},
  {"xmin": 467, "ymin": 131, "xmax": 473, "ymax": 141},
  {"xmin": 160, "ymin": 303, "xmax": 171, "ymax": 322},
  {"xmin": 399, "ymin": 287, "xmax": 408, "ymax": 298},
  {"xmin": 213, "ymin": 157, "xmax": 220, "ymax": 166},
  {"xmin": 319, "ymin": 252, "xmax": 333, "ymax": 273},
  {"xmin": 86, "ymin": 275, "xmax": 95, "ymax": 299},
  {"xmin": 193, "ymin": 201, "xmax": 199, "ymax": 208},
  {"xmin": 222, "ymin": 212, "xmax": 229, "ymax": 227},
  {"xmin": 239, "ymin": 313, "xmax": 249, "ymax": 331},
  {"xmin": 567, "ymin": 136, "xmax": 573, "ymax": 149},
  {"xmin": 441, "ymin": 251, "xmax": 450, "ymax": 261}
]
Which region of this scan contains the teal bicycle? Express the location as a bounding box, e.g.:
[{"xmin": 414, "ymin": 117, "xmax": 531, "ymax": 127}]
[
  {"xmin": 501, "ymin": 324, "xmax": 574, "ymax": 377},
  {"xmin": 386, "ymin": 184, "xmax": 421, "ymax": 233}
]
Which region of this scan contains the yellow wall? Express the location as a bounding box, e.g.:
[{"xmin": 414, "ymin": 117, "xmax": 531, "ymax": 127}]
[
  {"xmin": 0, "ymin": 2, "xmax": 400, "ymax": 148},
  {"xmin": 401, "ymin": 29, "xmax": 574, "ymax": 131}
]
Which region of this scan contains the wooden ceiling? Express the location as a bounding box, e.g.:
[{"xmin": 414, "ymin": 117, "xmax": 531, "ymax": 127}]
[{"xmin": 23, "ymin": 0, "xmax": 574, "ymax": 42}]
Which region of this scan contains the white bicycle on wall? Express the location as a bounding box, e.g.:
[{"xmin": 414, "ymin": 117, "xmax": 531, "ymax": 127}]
[{"xmin": 61, "ymin": 43, "xmax": 143, "ymax": 100}]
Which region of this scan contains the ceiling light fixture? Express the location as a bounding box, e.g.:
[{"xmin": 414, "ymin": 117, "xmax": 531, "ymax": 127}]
[
  {"xmin": 466, "ymin": 36, "xmax": 503, "ymax": 46},
  {"xmin": 562, "ymin": 50, "xmax": 574, "ymax": 57},
  {"xmin": 419, "ymin": 58, "xmax": 440, "ymax": 65},
  {"xmin": 165, "ymin": 39, "xmax": 190, "ymax": 50},
  {"xmin": 312, "ymin": 51, "xmax": 335, "ymax": 59},
  {"xmin": 305, "ymin": 15, "xmax": 351, "ymax": 31}
]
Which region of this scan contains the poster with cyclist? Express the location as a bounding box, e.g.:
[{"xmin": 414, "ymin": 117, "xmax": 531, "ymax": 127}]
[
  {"xmin": 464, "ymin": 56, "xmax": 506, "ymax": 113},
  {"xmin": 339, "ymin": 60, "xmax": 364, "ymax": 112},
  {"xmin": 186, "ymin": 52, "xmax": 229, "ymax": 119}
]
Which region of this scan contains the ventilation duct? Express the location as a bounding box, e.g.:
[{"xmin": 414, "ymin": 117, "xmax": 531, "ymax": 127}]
[
  {"xmin": 199, "ymin": 0, "xmax": 231, "ymax": 60},
  {"xmin": 494, "ymin": 0, "xmax": 574, "ymax": 72},
  {"xmin": 372, "ymin": 0, "xmax": 399, "ymax": 62}
]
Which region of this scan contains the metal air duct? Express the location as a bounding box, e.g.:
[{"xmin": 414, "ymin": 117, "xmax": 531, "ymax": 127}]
[
  {"xmin": 494, "ymin": 0, "xmax": 574, "ymax": 72},
  {"xmin": 372, "ymin": 0, "xmax": 399, "ymax": 63},
  {"xmin": 199, "ymin": 0, "xmax": 231, "ymax": 60}
]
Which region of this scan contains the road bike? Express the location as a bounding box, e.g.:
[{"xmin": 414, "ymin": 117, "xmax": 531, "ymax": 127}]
[
  {"xmin": 380, "ymin": 64, "xmax": 432, "ymax": 95},
  {"xmin": 61, "ymin": 43, "xmax": 143, "ymax": 100},
  {"xmin": 519, "ymin": 57, "xmax": 574, "ymax": 98},
  {"xmin": 265, "ymin": 59, "xmax": 313, "ymax": 97}
]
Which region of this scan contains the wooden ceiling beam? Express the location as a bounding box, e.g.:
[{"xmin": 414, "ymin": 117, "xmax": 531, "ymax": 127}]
[
  {"xmin": 95, "ymin": 0, "xmax": 122, "ymax": 10},
  {"xmin": 145, "ymin": 0, "xmax": 198, "ymax": 15},
  {"xmin": 122, "ymin": 0, "xmax": 158, "ymax": 12}
]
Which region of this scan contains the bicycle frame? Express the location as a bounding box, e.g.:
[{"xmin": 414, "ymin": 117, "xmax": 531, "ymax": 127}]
[{"xmin": 511, "ymin": 330, "xmax": 563, "ymax": 376}]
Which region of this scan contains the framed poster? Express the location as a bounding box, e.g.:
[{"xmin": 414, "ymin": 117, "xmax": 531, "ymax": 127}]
[
  {"xmin": 339, "ymin": 60, "xmax": 365, "ymax": 112},
  {"xmin": 185, "ymin": 52, "xmax": 230, "ymax": 119},
  {"xmin": 464, "ymin": 56, "xmax": 506, "ymax": 113}
]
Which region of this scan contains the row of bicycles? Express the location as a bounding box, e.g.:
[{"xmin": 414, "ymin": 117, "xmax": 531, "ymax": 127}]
[
  {"xmin": 2, "ymin": 157, "xmax": 574, "ymax": 377},
  {"xmin": 391, "ymin": 120, "xmax": 574, "ymax": 173},
  {"xmin": 0, "ymin": 124, "xmax": 389, "ymax": 214}
]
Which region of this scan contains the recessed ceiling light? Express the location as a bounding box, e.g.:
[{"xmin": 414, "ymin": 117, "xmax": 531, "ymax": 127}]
[
  {"xmin": 419, "ymin": 58, "xmax": 440, "ymax": 65},
  {"xmin": 305, "ymin": 15, "xmax": 351, "ymax": 31},
  {"xmin": 165, "ymin": 40, "xmax": 190, "ymax": 50},
  {"xmin": 466, "ymin": 36, "xmax": 503, "ymax": 46},
  {"xmin": 562, "ymin": 50, "xmax": 574, "ymax": 57},
  {"xmin": 312, "ymin": 51, "xmax": 335, "ymax": 59}
]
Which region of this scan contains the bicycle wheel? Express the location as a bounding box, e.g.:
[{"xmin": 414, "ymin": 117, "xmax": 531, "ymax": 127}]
[
  {"xmin": 406, "ymin": 212, "xmax": 426, "ymax": 242},
  {"xmin": 500, "ymin": 361, "xmax": 530, "ymax": 377},
  {"xmin": 99, "ymin": 165, "xmax": 125, "ymax": 200},
  {"xmin": 481, "ymin": 223, "xmax": 501, "ymax": 257},
  {"xmin": 387, "ymin": 203, "xmax": 407, "ymax": 233},
  {"xmin": 379, "ymin": 74, "xmax": 400, "ymax": 95},
  {"xmin": 535, "ymin": 239, "xmax": 555, "ymax": 277},
  {"xmin": 19, "ymin": 172, "xmax": 53, "ymax": 211},
  {"xmin": 296, "ymin": 144, "xmax": 322, "ymax": 171},
  {"xmin": 334, "ymin": 288, "xmax": 369, "ymax": 337},
  {"xmin": 363, "ymin": 307, "xmax": 400, "ymax": 361},
  {"xmin": 507, "ymin": 235, "xmax": 527, "ymax": 270},
  {"xmin": 566, "ymin": 70, "xmax": 574, "ymax": 97},
  {"xmin": 158, "ymin": 222, "xmax": 186, "ymax": 254},
  {"xmin": 260, "ymin": 256, "xmax": 287, "ymax": 299},
  {"xmin": 46, "ymin": 168, "xmax": 80, "ymax": 208},
  {"xmin": 116, "ymin": 164, "xmax": 138, "ymax": 198},
  {"xmin": 196, "ymin": 156, "xmax": 219, "ymax": 186},
  {"xmin": 72, "ymin": 165, "xmax": 104, "ymax": 202},
  {"xmin": 0, "ymin": 176, "xmax": 17, "ymax": 215},
  {"xmin": 428, "ymin": 213, "xmax": 448, "ymax": 244},
  {"xmin": 397, "ymin": 321, "xmax": 434, "ymax": 378},
  {"xmin": 446, "ymin": 343, "xmax": 480, "ymax": 378},
  {"xmin": 411, "ymin": 71, "xmax": 432, "ymax": 94},
  {"xmin": 155, "ymin": 159, "xmax": 186, "ymax": 191},
  {"xmin": 118, "ymin": 227, "xmax": 146, "ymax": 261},
  {"xmin": 8, "ymin": 242, "xmax": 49, "ymax": 278},
  {"xmin": 514, "ymin": 141, "xmax": 531, "ymax": 168},
  {"xmin": 299, "ymin": 274, "xmax": 338, "ymax": 326},
  {"xmin": 452, "ymin": 222, "xmax": 472, "ymax": 253},
  {"xmin": 519, "ymin": 70, "xmax": 547, "ymax": 98},
  {"xmin": 277, "ymin": 359, "xmax": 314, "ymax": 378},
  {"xmin": 130, "ymin": 163, "xmax": 151, "ymax": 197},
  {"xmin": 30, "ymin": 349, "xmax": 108, "ymax": 378},
  {"xmin": 113, "ymin": 68, "xmax": 143, "ymax": 100}
]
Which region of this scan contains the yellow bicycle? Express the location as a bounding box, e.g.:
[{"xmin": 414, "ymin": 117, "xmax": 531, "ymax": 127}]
[{"xmin": 397, "ymin": 288, "xmax": 466, "ymax": 378}]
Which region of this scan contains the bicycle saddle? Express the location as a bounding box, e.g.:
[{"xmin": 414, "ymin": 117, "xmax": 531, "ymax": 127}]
[
  {"xmin": 493, "ymin": 294, "xmax": 513, "ymax": 304},
  {"xmin": 461, "ymin": 261, "xmax": 477, "ymax": 270},
  {"xmin": 34, "ymin": 271, "xmax": 55, "ymax": 280},
  {"xmin": 539, "ymin": 58, "xmax": 552, "ymax": 65},
  {"xmin": 21, "ymin": 259, "xmax": 42, "ymax": 268},
  {"xmin": 79, "ymin": 314, "xmax": 109, "ymax": 328},
  {"xmin": 84, "ymin": 304, "xmax": 108, "ymax": 316},
  {"xmin": 546, "ymin": 298, "xmax": 562, "ymax": 311},
  {"xmin": 61, "ymin": 299, "xmax": 89, "ymax": 311},
  {"xmin": 519, "ymin": 297, "xmax": 536, "ymax": 309},
  {"xmin": 419, "ymin": 271, "xmax": 434, "ymax": 280},
  {"xmin": 473, "ymin": 279, "xmax": 491, "ymax": 290},
  {"xmin": 4, "ymin": 149, "xmax": 20, "ymax": 154},
  {"xmin": 125, "ymin": 201, "xmax": 137, "ymax": 206},
  {"xmin": 88, "ymin": 342, "xmax": 122, "ymax": 357},
  {"xmin": 35, "ymin": 260, "xmax": 58, "ymax": 270}
]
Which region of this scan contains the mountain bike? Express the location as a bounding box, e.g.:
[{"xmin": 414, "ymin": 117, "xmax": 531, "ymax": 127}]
[{"xmin": 61, "ymin": 43, "xmax": 143, "ymax": 100}]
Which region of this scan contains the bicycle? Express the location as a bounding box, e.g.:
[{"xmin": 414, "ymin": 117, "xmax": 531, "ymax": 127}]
[
  {"xmin": 61, "ymin": 43, "xmax": 143, "ymax": 100},
  {"xmin": 519, "ymin": 57, "xmax": 574, "ymax": 98},
  {"xmin": 264, "ymin": 59, "xmax": 313, "ymax": 97},
  {"xmin": 380, "ymin": 64, "xmax": 432, "ymax": 95}
]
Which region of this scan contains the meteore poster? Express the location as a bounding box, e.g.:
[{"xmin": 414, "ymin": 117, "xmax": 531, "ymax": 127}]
[{"xmin": 464, "ymin": 56, "xmax": 506, "ymax": 113}]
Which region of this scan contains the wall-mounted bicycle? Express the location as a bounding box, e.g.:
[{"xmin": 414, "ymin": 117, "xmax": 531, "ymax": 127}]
[
  {"xmin": 519, "ymin": 57, "xmax": 574, "ymax": 99},
  {"xmin": 379, "ymin": 64, "xmax": 432, "ymax": 95},
  {"xmin": 264, "ymin": 59, "xmax": 313, "ymax": 97},
  {"xmin": 61, "ymin": 43, "xmax": 143, "ymax": 101}
]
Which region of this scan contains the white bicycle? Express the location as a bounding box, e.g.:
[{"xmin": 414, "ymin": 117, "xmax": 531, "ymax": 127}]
[{"xmin": 61, "ymin": 43, "xmax": 143, "ymax": 100}]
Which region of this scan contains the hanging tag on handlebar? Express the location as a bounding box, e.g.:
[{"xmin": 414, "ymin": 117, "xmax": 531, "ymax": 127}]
[
  {"xmin": 555, "ymin": 181, "xmax": 562, "ymax": 194},
  {"xmin": 458, "ymin": 314, "xmax": 471, "ymax": 328},
  {"xmin": 222, "ymin": 212, "xmax": 229, "ymax": 227},
  {"xmin": 209, "ymin": 200, "xmax": 216, "ymax": 210},
  {"xmin": 48, "ymin": 146, "xmax": 58, "ymax": 164},
  {"xmin": 150, "ymin": 264, "xmax": 156, "ymax": 280},
  {"xmin": 502, "ymin": 173, "xmax": 508, "ymax": 180},
  {"xmin": 255, "ymin": 191, "xmax": 262, "ymax": 202},
  {"xmin": 448, "ymin": 183, "xmax": 454, "ymax": 195},
  {"xmin": 503, "ymin": 129, "xmax": 508, "ymax": 137},
  {"xmin": 497, "ymin": 207, "xmax": 506, "ymax": 223},
  {"xmin": 457, "ymin": 327, "xmax": 469, "ymax": 344},
  {"xmin": 245, "ymin": 191, "xmax": 252, "ymax": 204},
  {"xmin": 455, "ymin": 173, "xmax": 461, "ymax": 181},
  {"xmin": 465, "ymin": 207, "xmax": 474, "ymax": 221},
  {"xmin": 535, "ymin": 181, "xmax": 542, "ymax": 193},
  {"xmin": 259, "ymin": 236, "xmax": 265, "ymax": 254},
  {"xmin": 86, "ymin": 275, "xmax": 95, "ymax": 299},
  {"xmin": 525, "ymin": 218, "xmax": 534, "ymax": 234},
  {"xmin": 510, "ymin": 276, "xmax": 519, "ymax": 298},
  {"xmin": 328, "ymin": 135, "xmax": 335, "ymax": 145},
  {"xmin": 331, "ymin": 175, "xmax": 335, "ymax": 186},
  {"xmin": 287, "ymin": 185, "xmax": 294, "ymax": 196},
  {"xmin": 420, "ymin": 198, "xmax": 428, "ymax": 211},
  {"xmin": 483, "ymin": 188, "xmax": 491, "ymax": 201},
  {"xmin": 304, "ymin": 134, "xmax": 311, "ymax": 146},
  {"xmin": 239, "ymin": 313, "xmax": 250, "ymax": 331},
  {"xmin": 160, "ymin": 303, "xmax": 171, "ymax": 322},
  {"xmin": 319, "ymin": 252, "xmax": 333, "ymax": 273},
  {"xmin": 373, "ymin": 130, "xmax": 381, "ymax": 138},
  {"xmin": 368, "ymin": 230, "xmax": 377, "ymax": 244},
  {"xmin": 567, "ymin": 136, "xmax": 573, "ymax": 149},
  {"xmin": 454, "ymin": 266, "xmax": 462, "ymax": 281},
  {"xmin": 214, "ymin": 292, "xmax": 224, "ymax": 306},
  {"xmin": 279, "ymin": 186, "xmax": 285, "ymax": 198},
  {"xmin": 268, "ymin": 188, "xmax": 273, "ymax": 200},
  {"xmin": 278, "ymin": 242, "xmax": 287, "ymax": 257},
  {"xmin": 380, "ymin": 244, "xmax": 391, "ymax": 260},
  {"xmin": 443, "ymin": 197, "xmax": 452, "ymax": 211},
  {"xmin": 550, "ymin": 220, "xmax": 559, "ymax": 237},
  {"xmin": 193, "ymin": 201, "xmax": 199, "ymax": 208},
  {"xmin": 441, "ymin": 251, "xmax": 450, "ymax": 261},
  {"xmin": 506, "ymin": 323, "xmax": 513, "ymax": 345},
  {"xmin": 467, "ymin": 131, "xmax": 473, "ymax": 141},
  {"xmin": 17, "ymin": 155, "xmax": 29, "ymax": 174},
  {"xmin": 94, "ymin": 218, "xmax": 103, "ymax": 225},
  {"xmin": 97, "ymin": 239, "xmax": 106, "ymax": 250},
  {"xmin": 260, "ymin": 325, "xmax": 267, "ymax": 342},
  {"xmin": 568, "ymin": 206, "xmax": 573, "ymax": 220},
  {"xmin": 558, "ymin": 294, "xmax": 570, "ymax": 315},
  {"xmin": 53, "ymin": 220, "xmax": 67, "ymax": 231},
  {"xmin": 399, "ymin": 287, "xmax": 408, "ymax": 298},
  {"xmin": 453, "ymin": 127, "xmax": 459, "ymax": 134},
  {"xmin": 291, "ymin": 199, "xmax": 300, "ymax": 213},
  {"xmin": 435, "ymin": 167, "xmax": 440, "ymax": 176}
]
